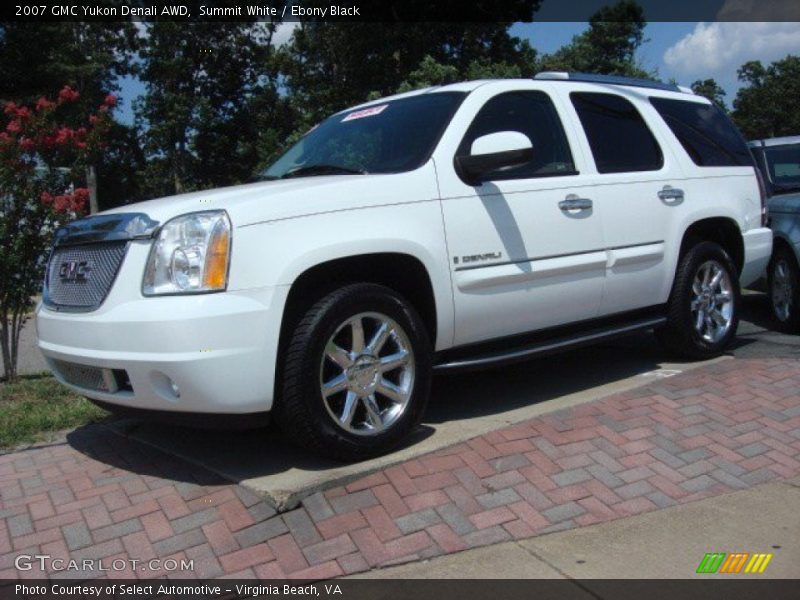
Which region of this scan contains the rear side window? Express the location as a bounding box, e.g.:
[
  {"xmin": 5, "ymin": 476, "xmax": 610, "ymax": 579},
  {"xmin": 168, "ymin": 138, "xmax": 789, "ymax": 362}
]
[
  {"xmin": 650, "ymin": 97, "xmax": 752, "ymax": 167},
  {"xmin": 570, "ymin": 92, "xmax": 663, "ymax": 173},
  {"xmin": 458, "ymin": 91, "xmax": 576, "ymax": 180}
]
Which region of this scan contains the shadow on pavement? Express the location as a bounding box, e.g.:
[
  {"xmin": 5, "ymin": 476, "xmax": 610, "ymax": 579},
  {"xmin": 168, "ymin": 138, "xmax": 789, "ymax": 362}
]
[
  {"xmin": 427, "ymin": 332, "xmax": 676, "ymax": 424},
  {"xmin": 65, "ymin": 421, "xmax": 231, "ymax": 486},
  {"xmin": 66, "ymin": 292, "xmax": 798, "ymax": 505},
  {"xmin": 82, "ymin": 332, "xmax": 671, "ymax": 481}
]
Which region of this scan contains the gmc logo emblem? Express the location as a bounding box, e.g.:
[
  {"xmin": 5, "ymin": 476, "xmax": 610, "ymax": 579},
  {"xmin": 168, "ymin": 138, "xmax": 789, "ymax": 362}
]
[{"xmin": 59, "ymin": 260, "xmax": 91, "ymax": 282}]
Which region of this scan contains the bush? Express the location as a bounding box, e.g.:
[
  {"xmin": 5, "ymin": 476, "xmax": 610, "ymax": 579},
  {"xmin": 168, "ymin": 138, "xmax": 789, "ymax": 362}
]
[{"xmin": 0, "ymin": 87, "xmax": 113, "ymax": 381}]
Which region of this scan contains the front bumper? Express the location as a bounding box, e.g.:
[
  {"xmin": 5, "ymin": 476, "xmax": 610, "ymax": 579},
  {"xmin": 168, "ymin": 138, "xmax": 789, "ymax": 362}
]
[
  {"xmin": 36, "ymin": 281, "xmax": 287, "ymax": 416},
  {"xmin": 740, "ymin": 227, "xmax": 773, "ymax": 288}
]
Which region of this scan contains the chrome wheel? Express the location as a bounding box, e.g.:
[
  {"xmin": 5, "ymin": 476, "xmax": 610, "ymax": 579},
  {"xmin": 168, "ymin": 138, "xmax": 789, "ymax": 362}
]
[
  {"xmin": 690, "ymin": 260, "xmax": 734, "ymax": 344},
  {"xmin": 771, "ymin": 259, "xmax": 794, "ymax": 322},
  {"xmin": 320, "ymin": 312, "xmax": 415, "ymax": 436}
]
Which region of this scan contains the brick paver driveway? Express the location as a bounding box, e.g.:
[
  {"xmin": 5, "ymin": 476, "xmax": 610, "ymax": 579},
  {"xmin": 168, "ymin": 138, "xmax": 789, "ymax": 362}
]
[{"xmin": 2, "ymin": 358, "xmax": 799, "ymax": 580}]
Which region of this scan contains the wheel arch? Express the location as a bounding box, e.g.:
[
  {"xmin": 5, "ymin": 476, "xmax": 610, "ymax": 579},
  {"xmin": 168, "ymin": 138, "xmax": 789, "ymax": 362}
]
[
  {"xmin": 274, "ymin": 251, "xmax": 442, "ymax": 402},
  {"xmin": 679, "ymin": 217, "xmax": 744, "ymax": 275},
  {"xmin": 280, "ymin": 252, "xmax": 438, "ymax": 340},
  {"xmin": 771, "ymin": 233, "xmax": 799, "ymax": 266}
]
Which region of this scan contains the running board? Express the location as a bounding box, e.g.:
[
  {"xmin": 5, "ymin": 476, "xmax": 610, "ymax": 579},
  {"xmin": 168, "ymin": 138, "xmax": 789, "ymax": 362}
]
[{"xmin": 433, "ymin": 316, "xmax": 667, "ymax": 372}]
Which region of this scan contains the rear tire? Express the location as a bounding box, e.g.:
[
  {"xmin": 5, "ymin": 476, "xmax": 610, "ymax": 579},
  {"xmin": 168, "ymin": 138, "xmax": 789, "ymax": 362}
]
[
  {"xmin": 656, "ymin": 241, "xmax": 739, "ymax": 359},
  {"xmin": 767, "ymin": 245, "xmax": 800, "ymax": 333},
  {"xmin": 275, "ymin": 283, "xmax": 432, "ymax": 462}
]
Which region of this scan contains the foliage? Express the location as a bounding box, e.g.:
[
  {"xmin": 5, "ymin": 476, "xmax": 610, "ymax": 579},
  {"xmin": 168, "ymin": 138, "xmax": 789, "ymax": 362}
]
[
  {"xmin": 395, "ymin": 55, "xmax": 530, "ymax": 94},
  {"xmin": 538, "ymin": 0, "xmax": 649, "ymax": 77},
  {"xmin": 135, "ymin": 21, "xmax": 286, "ymax": 197},
  {"xmin": 0, "ymin": 19, "xmax": 138, "ymax": 213},
  {"xmin": 280, "ymin": 23, "xmax": 538, "ymax": 128},
  {"xmin": 732, "ymin": 56, "xmax": 800, "ymax": 140},
  {"xmin": 0, "ymin": 374, "xmax": 107, "ymax": 449},
  {"xmin": 691, "ymin": 79, "xmax": 728, "ymax": 111},
  {"xmin": 396, "ymin": 56, "xmax": 462, "ymax": 93},
  {"xmin": 0, "ymin": 20, "xmax": 137, "ymax": 105},
  {"xmin": 0, "ymin": 88, "xmax": 112, "ymax": 381}
]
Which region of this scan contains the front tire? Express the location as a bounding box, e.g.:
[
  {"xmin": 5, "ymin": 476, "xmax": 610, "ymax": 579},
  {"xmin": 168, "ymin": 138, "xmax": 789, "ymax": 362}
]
[
  {"xmin": 768, "ymin": 246, "xmax": 800, "ymax": 333},
  {"xmin": 276, "ymin": 283, "xmax": 432, "ymax": 462},
  {"xmin": 657, "ymin": 241, "xmax": 739, "ymax": 359}
]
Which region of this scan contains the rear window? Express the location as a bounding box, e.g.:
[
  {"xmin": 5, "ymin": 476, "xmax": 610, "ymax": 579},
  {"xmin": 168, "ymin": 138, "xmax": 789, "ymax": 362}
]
[
  {"xmin": 570, "ymin": 92, "xmax": 663, "ymax": 173},
  {"xmin": 762, "ymin": 144, "xmax": 800, "ymax": 193},
  {"xmin": 649, "ymin": 97, "xmax": 752, "ymax": 167}
]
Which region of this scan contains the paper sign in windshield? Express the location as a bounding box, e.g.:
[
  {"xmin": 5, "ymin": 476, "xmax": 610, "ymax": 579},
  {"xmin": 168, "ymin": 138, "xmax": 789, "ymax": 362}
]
[{"xmin": 342, "ymin": 105, "xmax": 388, "ymax": 122}]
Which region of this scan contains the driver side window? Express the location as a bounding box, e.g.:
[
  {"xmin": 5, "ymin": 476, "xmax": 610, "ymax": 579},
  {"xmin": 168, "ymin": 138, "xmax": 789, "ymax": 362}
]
[{"xmin": 458, "ymin": 91, "xmax": 577, "ymax": 181}]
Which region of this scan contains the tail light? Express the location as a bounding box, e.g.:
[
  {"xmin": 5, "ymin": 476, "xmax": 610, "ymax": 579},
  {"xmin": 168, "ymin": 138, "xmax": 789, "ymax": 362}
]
[{"xmin": 755, "ymin": 167, "xmax": 768, "ymax": 226}]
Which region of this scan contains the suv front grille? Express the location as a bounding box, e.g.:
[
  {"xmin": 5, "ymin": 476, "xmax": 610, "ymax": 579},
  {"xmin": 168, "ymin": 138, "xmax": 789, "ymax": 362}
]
[{"xmin": 45, "ymin": 241, "xmax": 128, "ymax": 311}]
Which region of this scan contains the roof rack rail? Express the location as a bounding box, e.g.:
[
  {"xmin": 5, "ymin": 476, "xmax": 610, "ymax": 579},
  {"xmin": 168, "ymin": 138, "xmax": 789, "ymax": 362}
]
[{"xmin": 534, "ymin": 71, "xmax": 685, "ymax": 93}]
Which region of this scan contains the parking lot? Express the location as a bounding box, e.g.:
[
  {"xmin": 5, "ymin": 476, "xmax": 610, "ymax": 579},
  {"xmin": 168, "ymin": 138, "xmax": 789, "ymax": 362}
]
[
  {"xmin": 102, "ymin": 292, "xmax": 800, "ymax": 509},
  {"xmin": 1, "ymin": 292, "xmax": 799, "ymax": 579}
]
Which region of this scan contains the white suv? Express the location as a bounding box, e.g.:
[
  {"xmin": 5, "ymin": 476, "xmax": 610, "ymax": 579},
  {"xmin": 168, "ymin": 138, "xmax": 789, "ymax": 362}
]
[{"xmin": 37, "ymin": 73, "xmax": 772, "ymax": 460}]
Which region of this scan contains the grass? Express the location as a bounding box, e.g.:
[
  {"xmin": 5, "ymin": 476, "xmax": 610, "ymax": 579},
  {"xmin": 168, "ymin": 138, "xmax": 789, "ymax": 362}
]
[{"xmin": 0, "ymin": 373, "xmax": 108, "ymax": 450}]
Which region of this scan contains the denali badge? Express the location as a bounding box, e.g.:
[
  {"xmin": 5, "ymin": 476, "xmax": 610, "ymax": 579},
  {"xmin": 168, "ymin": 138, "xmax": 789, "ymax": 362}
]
[
  {"xmin": 59, "ymin": 260, "xmax": 91, "ymax": 282},
  {"xmin": 454, "ymin": 252, "xmax": 503, "ymax": 265}
]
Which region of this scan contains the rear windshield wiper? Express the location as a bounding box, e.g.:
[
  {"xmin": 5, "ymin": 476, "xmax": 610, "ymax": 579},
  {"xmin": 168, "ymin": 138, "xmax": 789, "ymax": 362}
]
[{"xmin": 280, "ymin": 164, "xmax": 367, "ymax": 179}]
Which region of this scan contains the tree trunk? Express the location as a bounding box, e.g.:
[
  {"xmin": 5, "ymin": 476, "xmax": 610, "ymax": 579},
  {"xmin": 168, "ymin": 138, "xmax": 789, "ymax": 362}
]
[
  {"xmin": 174, "ymin": 138, "xmax": 186, "ymax": 194},
  {"xmin": 11, "ymin": 311, "xmax": 24, "ymax": 381},
  {"xmin": 86, "ymin": 164, "xmax": 99, "ymax": 214},
  {"xmin": 0, "ymin": 306, "xmax": 14, "ymax": 381}
]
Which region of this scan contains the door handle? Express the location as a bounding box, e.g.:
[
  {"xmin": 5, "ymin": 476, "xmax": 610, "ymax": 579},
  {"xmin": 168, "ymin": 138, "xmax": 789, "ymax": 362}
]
[
  {"xmin": 559, "ymin": 195, "xmax": 593, "ymax": 211},
  {"xmin": 658, "ymin": 186, "xmax": 684, "ymax": 203}
]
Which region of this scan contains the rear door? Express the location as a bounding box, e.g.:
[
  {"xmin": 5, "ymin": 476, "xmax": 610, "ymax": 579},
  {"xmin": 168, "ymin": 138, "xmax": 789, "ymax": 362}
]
[{"xmin": 561, "ymin": 88, "xmax": 686, "ymax": 315}]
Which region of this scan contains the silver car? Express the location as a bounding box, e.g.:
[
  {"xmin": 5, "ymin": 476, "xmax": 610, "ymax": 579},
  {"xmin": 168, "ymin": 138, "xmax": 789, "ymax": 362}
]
[{"xmin": 750, "ymin": 136, "xmax": 800, "ymax": 331}]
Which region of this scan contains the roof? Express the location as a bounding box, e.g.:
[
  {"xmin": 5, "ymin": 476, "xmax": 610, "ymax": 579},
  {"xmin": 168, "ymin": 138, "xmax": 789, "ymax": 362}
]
[
  {"xmin": 533, "ymin": 71, "xmax": 686, "ymax": 93},
  {"xmin": 341, "ymin": 74, "xmax": 701, "ymax": 115},
  {"xmin": 748, "ymin": 136, "xmax": 800, "ymax": 148}
]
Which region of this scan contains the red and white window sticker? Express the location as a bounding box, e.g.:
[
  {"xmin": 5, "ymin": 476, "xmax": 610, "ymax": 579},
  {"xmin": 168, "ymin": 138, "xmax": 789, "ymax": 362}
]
[{"xmin": 342, "ymin": 104, "xmax": 388, "ymax": 122}]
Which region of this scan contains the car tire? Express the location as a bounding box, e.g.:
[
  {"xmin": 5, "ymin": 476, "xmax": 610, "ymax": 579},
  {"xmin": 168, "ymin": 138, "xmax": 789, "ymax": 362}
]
[
  {"xmin": 275, "ymin": 283, "xmax": 432, "ymax": 462},
  {"xmin": 656, "ymin": 241, "xmax": 740, "ymax": 359},
  {"xmin": 767, "ymin": 245, "xmax": 800, "ymax": 333}
]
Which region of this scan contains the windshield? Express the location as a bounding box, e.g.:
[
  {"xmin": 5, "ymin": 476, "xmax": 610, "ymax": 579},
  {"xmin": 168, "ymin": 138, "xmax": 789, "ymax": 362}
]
[
  {"xmin": 764, "ymin": 144, "xmax": 800, "ymax": 192},
  {"xmin": 261, "ymin": 92, "xmax": 466, "ymax": 180}
]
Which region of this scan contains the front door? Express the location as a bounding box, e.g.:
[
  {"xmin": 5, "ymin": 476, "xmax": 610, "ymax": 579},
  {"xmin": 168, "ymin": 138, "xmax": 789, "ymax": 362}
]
[{"xmin": 435, "ymin": 87, "xmax": 606, "ymax": 347}]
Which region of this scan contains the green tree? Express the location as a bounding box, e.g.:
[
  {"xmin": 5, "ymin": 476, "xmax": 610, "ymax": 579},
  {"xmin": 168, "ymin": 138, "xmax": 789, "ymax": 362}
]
[
  {"xmin": 95, "ymin": 121, "xmax": 147, "ymax": 210},
  {"xmin": 394, "ymin": 54, "xmax": 531, "ymax": 94},
  {"xmin": 732, "ymin": 56, "xmax": 800, "ymax": 139},
  {"xmin": 135, "ymin": 21, "xmax": 285, "ymax": 196},
  {"xmin": 0, "ymin": 20, "xmax": 138, "ymax": 212},
  {"xmin": 279, "ymin": 23, "xmax": 538, "ymax": 128},
  {"xmin": 691, "ymin": 78, "xmax": 728, "ymax": 111},
  {"xmin": 0, "ymin": 89, "xmax": 112, "ymax": 380},
  {"xmin": 538, "ymin": 0, "xmax": 649, "ymax": 76},
  {"xmin": 0, "ymin": 21, "xmax": 136, "ymax": 104}
]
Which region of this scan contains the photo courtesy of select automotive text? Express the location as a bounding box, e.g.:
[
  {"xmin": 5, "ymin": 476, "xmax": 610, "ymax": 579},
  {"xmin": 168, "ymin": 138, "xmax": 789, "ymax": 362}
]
[{"xmin": 1, "ymin": 0, "xmax": 799, "ymax": 598}]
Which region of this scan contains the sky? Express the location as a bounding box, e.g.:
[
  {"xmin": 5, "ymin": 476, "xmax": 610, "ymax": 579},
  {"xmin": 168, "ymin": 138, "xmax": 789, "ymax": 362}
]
[{"xmin": 115, "ymin": 21, "xmax": 800, "ymax": 125}]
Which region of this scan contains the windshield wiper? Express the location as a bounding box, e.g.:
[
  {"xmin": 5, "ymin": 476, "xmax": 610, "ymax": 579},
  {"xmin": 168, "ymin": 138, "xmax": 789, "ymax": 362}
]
[{"xmin": 280, "ymin": 164, "xmax": 367, "ymax": 179}]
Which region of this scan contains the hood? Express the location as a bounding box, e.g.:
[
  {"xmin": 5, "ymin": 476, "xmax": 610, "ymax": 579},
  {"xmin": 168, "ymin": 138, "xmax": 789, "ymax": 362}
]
[{"xmin": 101, "ymin": 163, "xmax": 438, "ymax": 229}]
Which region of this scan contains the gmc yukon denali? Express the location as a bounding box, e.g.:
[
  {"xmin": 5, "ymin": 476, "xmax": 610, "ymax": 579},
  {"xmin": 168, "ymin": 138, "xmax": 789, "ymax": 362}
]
[{"xmin": 37, "ymin": 73, "xmax": 773, "ymax": 460}]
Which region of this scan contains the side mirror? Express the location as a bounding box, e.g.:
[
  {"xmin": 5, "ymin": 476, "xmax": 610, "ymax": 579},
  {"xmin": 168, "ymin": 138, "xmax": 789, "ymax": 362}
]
[{"xmin": 455, "ymin": 131, "xmax": 534, "ymax": 185}]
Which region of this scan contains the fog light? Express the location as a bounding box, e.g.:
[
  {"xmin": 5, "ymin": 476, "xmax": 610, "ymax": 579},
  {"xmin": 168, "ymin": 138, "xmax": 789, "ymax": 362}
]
[{"xmin": 170, "ymin": 380, "xmax": 181, "ymax": 398}]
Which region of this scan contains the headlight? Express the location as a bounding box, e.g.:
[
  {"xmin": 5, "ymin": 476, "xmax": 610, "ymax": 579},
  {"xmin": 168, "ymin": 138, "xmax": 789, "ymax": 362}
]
[{"xmin": 142, "ymin": 211, "xmax": 231, "ymax": 296}]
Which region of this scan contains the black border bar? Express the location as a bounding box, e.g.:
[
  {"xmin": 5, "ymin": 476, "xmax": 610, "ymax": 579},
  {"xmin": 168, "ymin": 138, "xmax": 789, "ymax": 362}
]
[
  {"xmin": 3, "ymin": 0, "xmax": 800, "ymax": 22},
  {"xmin": 2, "ymin": 579, "xmax": 800, "ymax": 600}
]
